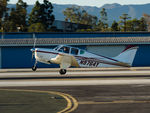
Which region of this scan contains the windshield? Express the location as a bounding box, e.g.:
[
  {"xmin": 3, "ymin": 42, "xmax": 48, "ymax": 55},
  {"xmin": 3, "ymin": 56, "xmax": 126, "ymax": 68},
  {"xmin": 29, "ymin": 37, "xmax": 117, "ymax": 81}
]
[
  {"xmin": 53, "ymin": 45, "xmax": 61, "ymax": 50},
  {"xmin": 58, "ymin": 46, "xmax": 70, "ymax": 53}
]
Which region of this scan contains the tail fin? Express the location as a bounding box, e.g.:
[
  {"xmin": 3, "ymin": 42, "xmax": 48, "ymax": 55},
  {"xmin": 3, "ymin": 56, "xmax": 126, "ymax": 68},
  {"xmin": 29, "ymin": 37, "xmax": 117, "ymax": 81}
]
[{"xmin": 114, "ymin": 45, "xmax": 138, "ymax": 66}]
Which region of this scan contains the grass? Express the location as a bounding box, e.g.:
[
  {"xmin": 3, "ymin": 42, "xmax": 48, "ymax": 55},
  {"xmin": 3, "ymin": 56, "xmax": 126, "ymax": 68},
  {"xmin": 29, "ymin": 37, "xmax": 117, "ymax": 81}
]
[{"xmin": 0, "ymin": 90, "xmax": 67, "ymax": 113}]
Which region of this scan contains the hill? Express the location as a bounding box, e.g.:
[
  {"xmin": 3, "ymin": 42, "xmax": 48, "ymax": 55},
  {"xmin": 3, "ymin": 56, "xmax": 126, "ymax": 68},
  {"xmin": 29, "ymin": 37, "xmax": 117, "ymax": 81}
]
[{"xmin": 8, "ymin": 3, "xmax": 150, "ymax": 24}]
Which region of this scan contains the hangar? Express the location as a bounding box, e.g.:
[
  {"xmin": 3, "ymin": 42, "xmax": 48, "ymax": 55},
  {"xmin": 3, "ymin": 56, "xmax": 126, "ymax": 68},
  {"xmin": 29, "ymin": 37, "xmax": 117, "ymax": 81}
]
[{"xmin": 0, "ymin": 32, "xmax": 150, "ymax": 68}]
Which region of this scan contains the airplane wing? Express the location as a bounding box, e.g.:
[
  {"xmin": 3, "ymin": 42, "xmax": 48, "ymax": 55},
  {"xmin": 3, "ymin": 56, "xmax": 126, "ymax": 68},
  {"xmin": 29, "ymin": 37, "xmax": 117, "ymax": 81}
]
[{"xmin": 51, "ymin": 53, "xmax": 79, "ymax": 69}]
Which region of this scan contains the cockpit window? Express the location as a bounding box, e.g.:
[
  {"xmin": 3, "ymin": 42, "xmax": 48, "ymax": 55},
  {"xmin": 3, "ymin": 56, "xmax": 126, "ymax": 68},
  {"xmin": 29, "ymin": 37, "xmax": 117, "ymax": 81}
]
[
  {"xmin": 80, "ymin": 50, "xmax": 85, "ymax": 54},
  {"xmin": 53, "ymin": 46, "xmax": 60, "ymax": 50},
  {"xmin": 71, "ymin": 48, "xmax": 78, "ymax": 55},
  {"xmin": 58, "ymin": 46, "xmax": 70, "ymax": 53}
]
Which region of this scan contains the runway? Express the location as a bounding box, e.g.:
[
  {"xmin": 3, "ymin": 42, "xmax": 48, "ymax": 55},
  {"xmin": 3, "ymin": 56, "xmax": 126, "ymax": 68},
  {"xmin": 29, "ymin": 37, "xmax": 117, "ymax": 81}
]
[
  {"xmin": 1, "ymin": 68, "xmax": 150, "ymax": 113},
  {"xmin": 0, "ymin": 69, "xmax": 150, "ymax": 78},
  {"xmin": 0, "ymin": 69, "xmax": 150, "ymax": 87}
]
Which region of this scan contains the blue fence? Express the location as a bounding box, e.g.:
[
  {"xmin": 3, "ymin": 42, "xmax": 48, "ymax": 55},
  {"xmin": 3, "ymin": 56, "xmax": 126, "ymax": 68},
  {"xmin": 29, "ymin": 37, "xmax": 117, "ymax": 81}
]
[{"xmin": 0, "ymin": 32, "xmax": 150, "ymax": 39}]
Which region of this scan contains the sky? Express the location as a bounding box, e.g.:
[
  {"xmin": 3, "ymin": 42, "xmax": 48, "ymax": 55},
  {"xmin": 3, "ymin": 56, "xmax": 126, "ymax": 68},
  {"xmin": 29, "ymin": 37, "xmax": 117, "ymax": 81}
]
[{"xmin": 8, "ymin": 0, "xmax": 150, "ymax": 7}]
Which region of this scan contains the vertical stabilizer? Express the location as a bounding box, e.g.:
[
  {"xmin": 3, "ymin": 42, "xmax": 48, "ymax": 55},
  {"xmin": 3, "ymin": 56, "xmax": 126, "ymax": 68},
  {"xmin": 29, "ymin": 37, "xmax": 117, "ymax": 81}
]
[{"xmin": 114, "ymin": 45, "xmax": 138, "ymax": 66}]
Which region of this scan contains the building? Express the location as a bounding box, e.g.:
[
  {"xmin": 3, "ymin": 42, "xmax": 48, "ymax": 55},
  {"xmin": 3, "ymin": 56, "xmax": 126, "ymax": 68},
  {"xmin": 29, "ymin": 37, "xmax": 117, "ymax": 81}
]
[{"xmin": 52, "ymin": 20, "xmax": 92, "ymax": 32}]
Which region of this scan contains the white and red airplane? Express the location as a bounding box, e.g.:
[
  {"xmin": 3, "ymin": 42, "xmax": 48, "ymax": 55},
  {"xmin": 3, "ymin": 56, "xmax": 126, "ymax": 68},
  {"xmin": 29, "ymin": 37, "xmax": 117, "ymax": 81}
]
[{"xmin": 31, "ymin": 45, "xmax": 138, "ymax": 75}]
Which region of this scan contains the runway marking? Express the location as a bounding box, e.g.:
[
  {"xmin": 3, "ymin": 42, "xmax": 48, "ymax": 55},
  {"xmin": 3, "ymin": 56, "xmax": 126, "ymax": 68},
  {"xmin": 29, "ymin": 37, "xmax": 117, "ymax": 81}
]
[
  {"xmin": 79, "ymin": 100, "xmax": 150, "ymax": 104},
  {"xmin": 58, "ymin": 93, "xmax": 78, "ymax": 113},
  {"xmin": 0, "ymin": 89, "xmax": 78, "ymax": 113}
]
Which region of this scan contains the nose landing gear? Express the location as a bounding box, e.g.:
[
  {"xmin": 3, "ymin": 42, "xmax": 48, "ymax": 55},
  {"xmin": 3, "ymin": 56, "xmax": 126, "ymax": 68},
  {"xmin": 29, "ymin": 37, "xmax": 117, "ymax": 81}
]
[
  {"xmin": 32, "ymin": 61, "xmax": 37, "ymax": 71},
  {"xmin": 59, "ymin": 69, "xmax": 67, "ymax": 75},
  {"xmin": 32, "ymin": 66, "xmax": 37, "ymax": 71}
]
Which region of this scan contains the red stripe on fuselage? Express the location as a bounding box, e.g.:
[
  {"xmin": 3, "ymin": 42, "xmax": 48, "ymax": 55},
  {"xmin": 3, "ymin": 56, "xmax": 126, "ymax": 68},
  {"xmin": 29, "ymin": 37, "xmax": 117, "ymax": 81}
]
[{"xmin": 36, "ymin": 50, "xmax": 59, "ymax": 55}]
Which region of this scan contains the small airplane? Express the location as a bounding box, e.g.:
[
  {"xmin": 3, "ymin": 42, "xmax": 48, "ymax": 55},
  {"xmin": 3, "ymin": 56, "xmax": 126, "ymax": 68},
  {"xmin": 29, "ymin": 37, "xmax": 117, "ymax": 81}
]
[{"xmin": 31, "ymin": 45, "xmax": 138, "ymax": 75}]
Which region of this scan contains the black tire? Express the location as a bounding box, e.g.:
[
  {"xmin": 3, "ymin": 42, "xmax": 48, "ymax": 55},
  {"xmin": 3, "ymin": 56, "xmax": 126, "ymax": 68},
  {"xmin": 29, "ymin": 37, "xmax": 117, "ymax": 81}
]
[
  {"xmin": 59, "ymin": 69, "xmax": 67, "ymax": 75},
  {"xmin": 32, "ymin": 66, "xmax": 37, "ymax": 71}
]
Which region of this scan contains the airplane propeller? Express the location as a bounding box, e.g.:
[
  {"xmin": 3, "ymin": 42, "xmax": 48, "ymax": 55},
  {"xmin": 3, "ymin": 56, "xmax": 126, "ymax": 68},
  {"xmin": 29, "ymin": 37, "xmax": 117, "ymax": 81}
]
[
  {"xmin": 31, "ymin": 34, "xmax": 37, "ymax": 71},
  {"xmin": 31, "ymin": 35, "xmax": 37, "ymax": 60}
]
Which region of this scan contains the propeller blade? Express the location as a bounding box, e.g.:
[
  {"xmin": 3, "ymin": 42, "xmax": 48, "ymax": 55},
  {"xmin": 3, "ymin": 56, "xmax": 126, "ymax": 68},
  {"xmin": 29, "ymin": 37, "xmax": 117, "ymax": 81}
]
[
  {"xmin": 32, "ymin": 51, "xmax": 34, "ymax": 59},
  {"xmin": 33, "ymin": 38, "xmax": 37, "ymax": 48},
  {"xmin": 31, "ymin": 34, "xmax": 36, "ymax": 61},
  {"xmin": 30, "ymin": 48, "xmax": 35, "ymax": 60}
]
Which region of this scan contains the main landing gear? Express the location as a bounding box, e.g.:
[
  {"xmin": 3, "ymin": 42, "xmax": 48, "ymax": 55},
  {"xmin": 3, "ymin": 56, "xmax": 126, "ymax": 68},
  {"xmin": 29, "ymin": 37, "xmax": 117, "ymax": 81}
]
[{"xmin": 59, "ymin": 69, "xmax": 67, "ymax": 75}]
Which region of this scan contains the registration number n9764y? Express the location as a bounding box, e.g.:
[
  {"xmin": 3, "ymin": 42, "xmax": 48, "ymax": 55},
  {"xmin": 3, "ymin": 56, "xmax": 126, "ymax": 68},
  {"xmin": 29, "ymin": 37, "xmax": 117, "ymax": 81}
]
[{"xmin": 80, "ymin": 60, "xmax": 99, "ymax": 67}]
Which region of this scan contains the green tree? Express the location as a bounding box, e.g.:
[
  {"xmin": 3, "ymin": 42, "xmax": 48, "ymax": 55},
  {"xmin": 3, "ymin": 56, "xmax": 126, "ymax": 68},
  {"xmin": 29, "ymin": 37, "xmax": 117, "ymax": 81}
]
[
  {"xmin": 100, "ymin": 8, "xmax": 108, "ymax": 27},
  {"xmin": 63, "ymin": 6, "xmax": 81, "ymax": 23},
  {"xmin": 15, "ymin": 0, "xmax": 28, "ymax": 31},
  {"xmin": 28, "ymin": 1, "xmax": 42, "ymax": 24},
  {"xmin": 80, "ymin": 10, "xmax": 97, "ymax": 26},
  {"xmin": 0, "ymin": 0, "xmax": 9, "ymax": 29},
  {"xmin": 139, "ymin": 17, "xmax": 147, "ymax": 31},
  {"xmin": 125, "ymin": 18, "xmax": 147, "ymax": 31},
  {"xmin": 63, "ymin": 6, "xmax": 97, "ymax": 26},
  {"xmin": 119, "ymin": 13, "xmax": 131, "ymax": 31},
  {"xmin": 28, "ymin": 23, "xmax": 46, "ymax": 32},
  {"xmin": 97, "ymin": 8, "xmax": 108, "ymax": 31},
  {"xmin": 28, "ymin": 0, "xmax": 55, "ymax": 31},
  {"xmin": 41, "ymin": 0, "xmax": 55, "ymax": 29},
  {"xmin": 96, "ymin": 20, "xmax": 105, "ymax": 31},
  {"xmin": 3, "ymin": 0, "xmax": 28, "ymax": 32},
  {"xmin": 126, "ymin": 19, "xmax": 139, "ymax": 31},
  {"xmin": 3, "ymin": 8, "xmax": 16, "ymax": 32},
  {"xmin": 111, "ymin": 21, "xmax": 119, "ymax": 31},
  {"xmin": 116, "ymin": 17, "xmax": 147, "ymax": 32}
]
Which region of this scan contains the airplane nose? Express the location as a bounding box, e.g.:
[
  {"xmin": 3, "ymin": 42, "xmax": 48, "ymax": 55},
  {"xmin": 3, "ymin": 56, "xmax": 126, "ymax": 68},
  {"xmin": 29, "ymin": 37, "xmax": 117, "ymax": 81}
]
[{"xmin": 30, "ymin": 48, "xmax": 35, "ymax": 52}]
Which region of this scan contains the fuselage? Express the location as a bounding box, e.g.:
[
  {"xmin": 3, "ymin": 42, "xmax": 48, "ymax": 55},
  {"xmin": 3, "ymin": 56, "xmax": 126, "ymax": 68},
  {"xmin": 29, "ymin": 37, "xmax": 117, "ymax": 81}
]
[{"xmin": 33, "ymin": 45, "xmax": 128, "ymax": 68}]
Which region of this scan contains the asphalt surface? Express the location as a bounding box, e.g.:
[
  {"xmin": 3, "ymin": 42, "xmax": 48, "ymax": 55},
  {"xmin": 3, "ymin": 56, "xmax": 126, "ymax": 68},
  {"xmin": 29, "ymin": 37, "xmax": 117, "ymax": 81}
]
[
  {"xmin": 2, "ymin": 85, "xmax": 150, "ymax": 113},
  {"xmin": 1, "ymin": 68, "xmax": 150, "ymax": 113}
]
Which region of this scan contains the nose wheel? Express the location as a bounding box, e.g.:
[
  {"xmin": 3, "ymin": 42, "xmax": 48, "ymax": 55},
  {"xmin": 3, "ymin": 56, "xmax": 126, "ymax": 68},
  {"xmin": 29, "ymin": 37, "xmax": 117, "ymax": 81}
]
[
  {"xmin": 32, "ymin": 61, "xmax": 37, "ymax": 71},
  {"xmin": 32, "ymin": 66, "xmax": 37, "ymax": 71},
  {"xmin": 59, "ymin": 69, "xmax": 67, "ymax": 75}
]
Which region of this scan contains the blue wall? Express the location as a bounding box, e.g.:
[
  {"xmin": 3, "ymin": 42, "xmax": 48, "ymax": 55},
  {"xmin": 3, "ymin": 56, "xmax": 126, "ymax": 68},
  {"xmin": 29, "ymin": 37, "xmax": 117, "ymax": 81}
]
[
  {"xmin": 1, "ymin": 46, "xmax": 60, "ymax": 68},
  {"xmin": 1, "ymin": 45, "xmax": 86, "ymax": 68},
  {"xmin": 133, "ymin": 45, "xmax": 150, "ymax": 67},
  {"xmin": 1, "ymin": 45, "xmax": 150, "ymax": 68},
  {"xmin": 2, "ymin": 47, "xmax": 32, "ymax": 68},
  {"xmin": 1, "ymin": 32, "xmax": 150, "ymax": 68}
]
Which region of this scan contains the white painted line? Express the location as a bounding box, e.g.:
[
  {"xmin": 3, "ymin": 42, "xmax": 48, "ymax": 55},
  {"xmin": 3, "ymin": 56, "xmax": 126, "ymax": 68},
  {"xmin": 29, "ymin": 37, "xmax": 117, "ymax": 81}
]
[
  {"xmin": 0, "ymin": 71, "xmax": 149, "ymax": 78},
  {"xmin": 0, "ymin": 79, "xmax": 150, "ymax": 87}
]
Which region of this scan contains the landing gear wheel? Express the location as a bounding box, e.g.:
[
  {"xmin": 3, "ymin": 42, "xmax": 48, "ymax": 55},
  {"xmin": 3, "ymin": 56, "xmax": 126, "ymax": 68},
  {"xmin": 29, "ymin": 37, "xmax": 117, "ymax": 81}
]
[
  {"xmin": 32, "ymin": 66, "xmax": 37, "ymax": 71},
  {"xmin": 59, "ymin": 69, "xmax": 67, "ymax": 75}
]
